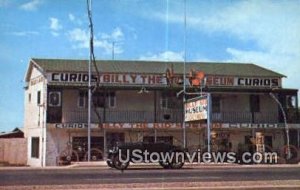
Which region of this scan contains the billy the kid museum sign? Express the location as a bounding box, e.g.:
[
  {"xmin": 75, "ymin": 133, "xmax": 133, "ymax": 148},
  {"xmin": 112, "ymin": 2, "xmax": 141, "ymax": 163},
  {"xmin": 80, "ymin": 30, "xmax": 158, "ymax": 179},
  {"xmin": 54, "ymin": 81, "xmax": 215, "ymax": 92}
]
[{"xmin": 47, "ymin": 72, "xmax": 281, "ymax": 88}]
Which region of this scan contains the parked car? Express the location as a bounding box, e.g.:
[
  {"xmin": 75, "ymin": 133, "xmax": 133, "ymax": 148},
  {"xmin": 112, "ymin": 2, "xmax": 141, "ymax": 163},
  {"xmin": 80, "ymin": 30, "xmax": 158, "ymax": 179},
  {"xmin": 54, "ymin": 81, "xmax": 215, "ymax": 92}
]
[{"xmin": 107, "ymin": 142, "xmax": 187, "ymax": 170}]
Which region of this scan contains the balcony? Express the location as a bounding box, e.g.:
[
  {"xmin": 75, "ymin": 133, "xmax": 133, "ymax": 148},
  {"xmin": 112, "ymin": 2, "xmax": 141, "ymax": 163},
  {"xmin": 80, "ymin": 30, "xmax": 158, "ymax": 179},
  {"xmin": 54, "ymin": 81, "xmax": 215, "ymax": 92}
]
[
  {"xmin": 55, "ymin": 110, "xmax": 283, "ymax": 124},
  {"xmin": 212, "ymin": 112, "xmax": 279, "ymax": 124},
  {"xmin": 61, "ymin": 109, "xmax": 183, "ymax": 123}
]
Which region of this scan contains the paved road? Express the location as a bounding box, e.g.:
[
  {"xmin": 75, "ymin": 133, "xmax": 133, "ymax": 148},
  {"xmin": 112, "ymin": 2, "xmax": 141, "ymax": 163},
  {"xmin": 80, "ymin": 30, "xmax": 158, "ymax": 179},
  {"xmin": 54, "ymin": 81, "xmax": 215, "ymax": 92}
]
[{"xmin": 0, "ymin": 165, "xmax": 300, "ymax": 189}]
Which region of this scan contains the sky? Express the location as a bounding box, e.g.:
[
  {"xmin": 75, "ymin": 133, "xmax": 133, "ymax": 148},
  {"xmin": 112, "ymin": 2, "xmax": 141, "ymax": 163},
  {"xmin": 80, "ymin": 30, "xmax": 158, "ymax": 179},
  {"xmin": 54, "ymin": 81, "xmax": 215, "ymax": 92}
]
[{"xmin": 0, "ymin": 0, "xmax": 299, "ymax": 132}]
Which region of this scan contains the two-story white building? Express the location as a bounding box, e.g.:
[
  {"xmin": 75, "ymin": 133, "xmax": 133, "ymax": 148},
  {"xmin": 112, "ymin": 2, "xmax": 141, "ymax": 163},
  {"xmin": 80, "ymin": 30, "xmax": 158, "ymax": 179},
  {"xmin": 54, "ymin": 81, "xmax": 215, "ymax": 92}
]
[{"xmin": 24, "ymin": 58, "xmax": 299, "ymax": 166}]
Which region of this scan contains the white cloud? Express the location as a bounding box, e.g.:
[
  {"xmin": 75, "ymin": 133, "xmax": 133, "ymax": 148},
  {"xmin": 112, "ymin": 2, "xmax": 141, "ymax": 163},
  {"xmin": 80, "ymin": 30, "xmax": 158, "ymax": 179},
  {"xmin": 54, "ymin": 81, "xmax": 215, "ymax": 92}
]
[
  {"xmin": 49, "ymin": 17, "xmax": 62, "ymax": 31},
  {"xmin": 68, "ymin": 13, "xmax": 83, "ymax": 25},
  {"xmin": 68, "ymin": 13, "xmax": 75, "ymax": 22},
  {"xmin": 151, "ymin": 0, "xmax": 300, "ymax": 91},
  {"xmin": 139, "ymin": 51, "xmax": 184, "ymax": 61},
  {"xmin": 19, "ymin": 0, "xmax": 42, "ymax": 11},
  {"xmin": 49, "ymin": 17, "xmax": 62, "ymax": 37},
  {"xmin": 100, "ymin": 27, "xmax": 124, "ymax": 42},
  {"xmin": 11, "ymin": 31, "xmax": 39, "ymax": 36},
  {"xmin": 67, "ymin": 27, "xmax": 124, "ymax": 55},
  {"xmin": 225, "ymin": 47, "xmax": 300, "ymax": 93}
]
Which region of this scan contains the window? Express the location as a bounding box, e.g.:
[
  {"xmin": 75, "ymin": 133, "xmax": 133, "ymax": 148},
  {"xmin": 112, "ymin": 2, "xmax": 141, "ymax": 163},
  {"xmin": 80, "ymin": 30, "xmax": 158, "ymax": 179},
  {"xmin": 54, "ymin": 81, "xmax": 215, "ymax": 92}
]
[
  {"xmin": 286, "ymin": 95, "xmax": 296, "ymax": 108},
  {"xmin": 37, "ymin": 91, "xmax": 41, "ymax": 105},
  {"xmin": 28, "ymin": 93, "xmax": 31, "ymax": 103},
  {"xmin": 78, "ymin": 91, "xmax": 87, "ymax": 108},
  {"xmin": 109, "ymin": 92, "xmax": 116, "ymax": 108},
  {"xmin": 92, "ymin": 91, "xmax": 116, "ymax": 108},
  {"xmin": 212, "ymin": 96, "xmax": 221, "ymax": 113},
  {"xmin": 93, "ymin": 92, "xmax": 105, "ymax": 108},
  {"xmin": 160, "ymin": 91, "xmax": 179, "ymax": 109},
  {"xmin": 31, "ymin": 137, "xmax": 40, "ymax": 158},
  {"xmin": 250, "ymin": 95, "xmax": 260, "ymax": 112}
]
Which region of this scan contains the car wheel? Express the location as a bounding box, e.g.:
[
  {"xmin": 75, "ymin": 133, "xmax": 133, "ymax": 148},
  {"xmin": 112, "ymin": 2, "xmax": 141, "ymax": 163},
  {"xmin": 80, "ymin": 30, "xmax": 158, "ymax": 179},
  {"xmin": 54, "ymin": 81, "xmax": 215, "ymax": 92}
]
[
  {"xmin": 106, "ymin": 160, "xmax": 115, "ymax": 168},
  {"xmin": 113, "ymin": 154, "xmax": 129, "ymax": 170},
  {"xmin": 159, "ymin": 161, "xmax": 171, "ymax": 169},
  {"xmin": 169, "ymin": 161, "xmax": 184, "ymax": 169}
]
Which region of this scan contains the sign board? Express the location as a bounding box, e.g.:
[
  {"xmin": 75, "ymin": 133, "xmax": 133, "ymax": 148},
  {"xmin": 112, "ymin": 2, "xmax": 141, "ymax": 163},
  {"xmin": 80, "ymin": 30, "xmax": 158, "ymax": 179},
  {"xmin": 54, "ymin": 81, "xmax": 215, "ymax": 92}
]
[
  {"xmin": 48, "ymin": 72, "xmax": 166, "ymax": 86},
  {"xmin": 184, "ymin": 97, "xmax": 208, "ymax": 122},
  {"xmin": 47, "ymin": 72, "xmax": 281, "ymax": 88}
]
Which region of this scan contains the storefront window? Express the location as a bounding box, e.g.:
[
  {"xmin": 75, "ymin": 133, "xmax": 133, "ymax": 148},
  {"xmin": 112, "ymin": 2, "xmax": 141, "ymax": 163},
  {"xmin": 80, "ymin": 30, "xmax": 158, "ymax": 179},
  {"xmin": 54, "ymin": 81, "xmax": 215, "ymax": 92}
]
[{"xmin": 143, "ymin": 136, "xmax": 173, "ymax": 144}]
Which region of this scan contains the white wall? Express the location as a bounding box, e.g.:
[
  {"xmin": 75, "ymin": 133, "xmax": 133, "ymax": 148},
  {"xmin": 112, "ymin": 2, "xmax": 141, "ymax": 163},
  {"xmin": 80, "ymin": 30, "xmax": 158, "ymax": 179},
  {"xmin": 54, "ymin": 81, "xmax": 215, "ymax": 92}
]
[{"xmin": 24, "ymin": 66, "xmax": 47, "ymax": 167}]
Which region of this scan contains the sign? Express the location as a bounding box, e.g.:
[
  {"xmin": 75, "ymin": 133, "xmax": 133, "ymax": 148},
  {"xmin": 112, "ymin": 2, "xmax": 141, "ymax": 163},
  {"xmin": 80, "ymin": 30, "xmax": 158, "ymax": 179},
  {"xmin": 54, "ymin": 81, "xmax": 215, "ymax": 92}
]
[
  {"xmin": 47, "ymin": 72, "xmax": 281, "ymax": 88},
  {"xmin": 206, "ymin": 76, "xmax": 280, "ymax": 88},
  {"xmin": 54, "ymin": 123, "xmax": 97, "ymax": 129},
  {"xmin": 48, "ymin": 122, "xmax": 292, "ymax": 129},
  {"xmin": 101, "ymin": 123, "xmax": 182, "ymax": 129},
  {"xmin": 48, "ymin": 72, "xmax": 166, "ymax": 86},
  {"xmin": 30, "ymin": 76, "xmax": 44, "ymax": 86},
  {"xmin": 184, "ymin": 97, "xmax": 208, "ymax": 122}
]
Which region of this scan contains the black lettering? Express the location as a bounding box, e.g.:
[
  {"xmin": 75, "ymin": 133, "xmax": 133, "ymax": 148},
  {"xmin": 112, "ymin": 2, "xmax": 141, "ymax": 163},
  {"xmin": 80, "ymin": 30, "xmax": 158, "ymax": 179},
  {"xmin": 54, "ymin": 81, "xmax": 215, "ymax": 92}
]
[
  {"xmin": 52, "ymin": 73, "xmax": 59, "ymax": 81},
  {"xmin": 245, "ymin": 78, "xmax": 252, "ymax": 86},
  {"xmin": 82, "ymin": 74, "xmax": 89, "ymax": 82},
  {"xmin": 78, "ymin": 73, "xmax": 82, "ymax": 82},
  {"xmin": 264, "ymin": 79, "xmax": 270, "ymax": 86},
  {"xmin": 69, "ymin": 74, "xmax": 77, "ymax": 82},
  {"xmin": 253, "ymin": 79, "xmax": 259, "ymax": 86},
  {"xmin": 238, "ymin": 78, "xmax": 244, "ymax": 85},
  {"xmin": 61, "ymin": 73, "xmax": 69, "ymax": 81},
  {"xmin": 91, "ymin": 74, "xmax": 98, "ymax": 83},
  {"xmin": 272, "ymin": 79, "xmax": 279, "ymax": 87}
]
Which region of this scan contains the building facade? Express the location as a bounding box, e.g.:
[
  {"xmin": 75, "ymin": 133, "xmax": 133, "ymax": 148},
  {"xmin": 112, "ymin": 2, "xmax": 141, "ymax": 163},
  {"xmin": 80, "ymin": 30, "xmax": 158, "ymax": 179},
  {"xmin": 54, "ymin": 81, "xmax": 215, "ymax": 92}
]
[{"xmin": 24, "ymin": 58, "xmax": 300, "ymax": 166}]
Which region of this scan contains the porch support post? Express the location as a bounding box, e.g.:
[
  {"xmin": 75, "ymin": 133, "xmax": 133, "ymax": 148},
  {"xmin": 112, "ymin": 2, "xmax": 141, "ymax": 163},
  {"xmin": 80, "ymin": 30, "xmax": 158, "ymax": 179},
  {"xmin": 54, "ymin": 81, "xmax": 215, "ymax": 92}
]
[
  {"xmin": 154, "ymin": 90, "xmax": 157, "ymax": 123},
  {"xmin": 297, "ymin": 129, "xmax": 300, "ymax": 148},
  {"xmin": 103, "ymin": 128, "xmax": 107, "ymax": 159}
]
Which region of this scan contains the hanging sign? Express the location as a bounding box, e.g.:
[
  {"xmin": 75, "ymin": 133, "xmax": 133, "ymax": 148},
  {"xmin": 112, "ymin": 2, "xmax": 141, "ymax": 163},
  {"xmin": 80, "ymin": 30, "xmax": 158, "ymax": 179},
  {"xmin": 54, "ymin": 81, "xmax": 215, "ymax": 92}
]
[{"xmin": 184, "ymin": 97, "xmax": 208, "ymax": 122}]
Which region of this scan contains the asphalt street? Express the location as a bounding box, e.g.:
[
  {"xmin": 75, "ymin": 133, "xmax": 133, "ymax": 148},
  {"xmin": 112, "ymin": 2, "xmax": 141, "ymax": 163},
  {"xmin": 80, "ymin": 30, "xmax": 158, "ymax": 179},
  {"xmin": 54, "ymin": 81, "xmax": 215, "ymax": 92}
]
[{"xmin": 0, "ymin": 165, "xmax": 300, "ymax": 189}]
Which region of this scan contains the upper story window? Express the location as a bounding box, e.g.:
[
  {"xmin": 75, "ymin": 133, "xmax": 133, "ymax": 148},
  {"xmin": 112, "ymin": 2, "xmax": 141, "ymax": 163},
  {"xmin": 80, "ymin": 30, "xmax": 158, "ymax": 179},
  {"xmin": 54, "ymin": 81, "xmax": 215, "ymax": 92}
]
[
  {"xmin": 92, "ymin": 91, "xmax": 116, "ymax": 108},
  {"xmin": 212, "ymin": 96, "xmax": 221, "ymax": 113},
  {"xmin": 108, "ymin": 92, "xmax": 116, "ymax": 108},
  {"xmin": 78, "ymin": 91, "xmax": 87, "ymax": 108},
  {"xmin": 160, "ymin": 91, "xmax": 181, "ymax": 109},
  {"xmin": 250, "ymin": 95, "xmax": 260, "ymax": 113},
  {"xmin": 37, "ymin": 91, "xmax": 41, "ymax": 105}
]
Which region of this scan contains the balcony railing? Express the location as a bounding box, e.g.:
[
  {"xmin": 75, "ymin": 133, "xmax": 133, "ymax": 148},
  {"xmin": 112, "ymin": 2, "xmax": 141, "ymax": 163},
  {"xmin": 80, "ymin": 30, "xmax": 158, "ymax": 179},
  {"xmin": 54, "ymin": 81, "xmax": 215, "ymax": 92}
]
[
  {"xmin": 58, "ymin": 110, "xmax": 282, "ymax": 124},
  {"xmin": 212, "ymin": 112, "xmax": 279, "ymax": 124},
  {"xmin": 61, "ymin": 109, "xmax": 183, "ymax": 123}
]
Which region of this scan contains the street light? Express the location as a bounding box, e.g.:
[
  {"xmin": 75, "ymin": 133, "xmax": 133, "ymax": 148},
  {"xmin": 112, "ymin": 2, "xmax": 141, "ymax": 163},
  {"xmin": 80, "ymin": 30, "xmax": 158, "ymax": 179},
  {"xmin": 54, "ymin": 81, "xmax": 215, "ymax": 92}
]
[{"xmin": 269, "ymin": 92, "xmax": 291, "ymax": 159}]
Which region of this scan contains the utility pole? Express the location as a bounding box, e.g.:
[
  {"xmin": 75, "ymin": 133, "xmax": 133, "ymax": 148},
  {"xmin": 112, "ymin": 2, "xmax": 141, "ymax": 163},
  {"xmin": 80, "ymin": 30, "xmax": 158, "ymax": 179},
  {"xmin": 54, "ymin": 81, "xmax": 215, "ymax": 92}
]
[
  {"xmin": 87, "ymin": 0, "xmax": 93, "ymax": 162},
  {"xmin": 182, "ymin": 0, "xmax": 187, "ymax": 148}
]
